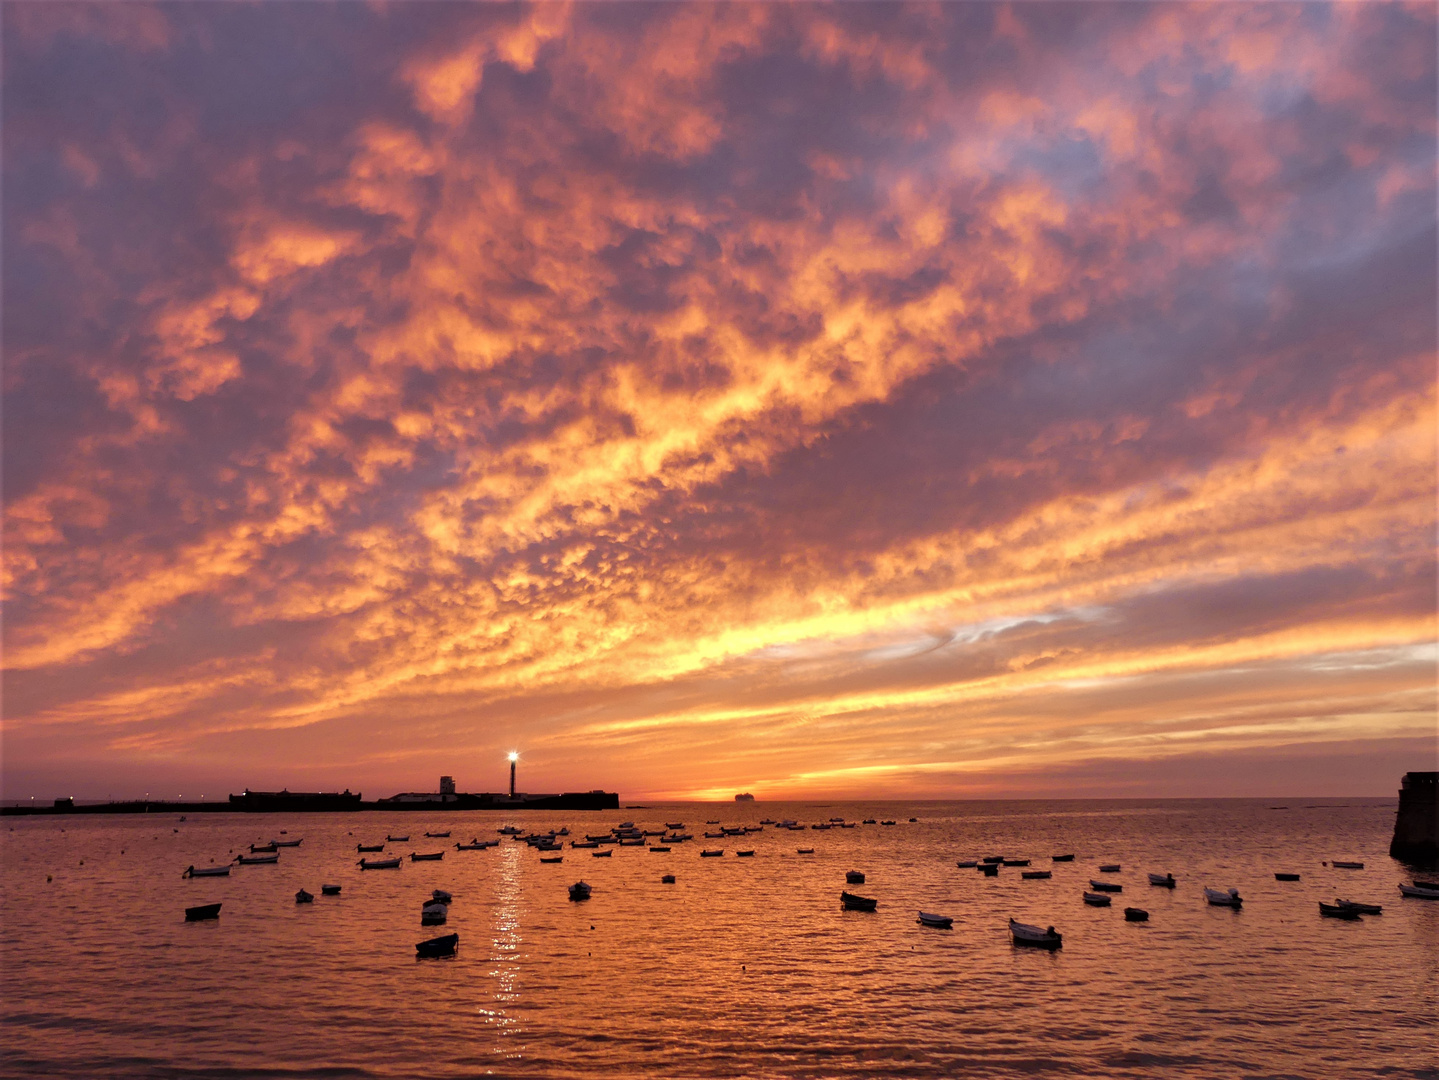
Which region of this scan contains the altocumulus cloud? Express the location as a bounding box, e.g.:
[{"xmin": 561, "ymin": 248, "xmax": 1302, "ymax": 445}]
[{"xmin": 2, "ymin": 2, "xmax": 1434, "ymax": 799}]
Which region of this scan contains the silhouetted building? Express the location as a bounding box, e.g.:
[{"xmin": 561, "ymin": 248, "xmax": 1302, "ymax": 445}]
[
  {"xmin": 228, "ymin": 788, "xmax": 362, "ymax": 812},
  {"xmin": 440, "ymin": 775, "xmax": 456, "ymax": 795},
  {"xmin": 1390, "ymin": 771, "xmax": 1438, "ymax": 863}
]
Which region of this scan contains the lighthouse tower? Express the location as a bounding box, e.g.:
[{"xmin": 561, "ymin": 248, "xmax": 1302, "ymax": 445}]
[{"xmin": 508, "ymin": 751, "xmax": 518, "ymax": 798}]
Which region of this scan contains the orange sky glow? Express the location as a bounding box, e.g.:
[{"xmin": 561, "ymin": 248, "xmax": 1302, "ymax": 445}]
[{"xmin": 2, "ymin": 3, "xmax": 1435, "ymax": 801}]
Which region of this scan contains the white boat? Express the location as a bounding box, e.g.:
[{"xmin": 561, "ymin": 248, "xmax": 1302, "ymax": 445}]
[
  {"xmin": 1008, "ymin": 918, "xmax": 1062, "ymax": 948},
  {"xmin": 234, "ymin": 853, "xmax": 279, "ymax": 865},
  {"xmin": 182, "ymin": 864, "xmax": 231, "ymax": 878},
  {"xmin": 917, "ymin": 911, "xmax": 953, "ymax": 928},
  {"xmin": 358, "ymin": 857, "xmax": 402, "ymax": 870},
  {"xmin": 1204, "ymin": 887, "xmax": 1243, "ymax": 907},
  {"xmin": 1398, "ymin": 883, "xmax": 1439, "ymax": 899},
  {"xmin": 1148, "ymin": 873, "xmax": 1176, "ymax": 887},
  {"xmin": 1083, "ymin": 891, "xmax": 1112, "ymax": 906}
]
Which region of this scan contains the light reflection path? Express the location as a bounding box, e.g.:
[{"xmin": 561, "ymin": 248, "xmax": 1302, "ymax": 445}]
[{"xmin": 482, "ymin": 839, "xmax": 526, "ymax": 1059}]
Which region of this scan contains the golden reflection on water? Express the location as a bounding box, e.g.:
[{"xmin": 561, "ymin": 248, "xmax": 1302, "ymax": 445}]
[{"xmin": 484, "ymin": 839, "xmax": 526, "ymax": 1058}]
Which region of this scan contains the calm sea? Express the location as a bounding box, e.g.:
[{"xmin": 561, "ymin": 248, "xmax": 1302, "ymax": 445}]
[{"xmin": 1, "ymin": 798, "xmax": 1434, "ymax": 1079}]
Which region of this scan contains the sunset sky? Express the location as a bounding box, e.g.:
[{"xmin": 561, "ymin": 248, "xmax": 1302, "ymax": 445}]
[{"xmin": 3, "ymin": 2, "xmax": 1435, "ymax": 802}]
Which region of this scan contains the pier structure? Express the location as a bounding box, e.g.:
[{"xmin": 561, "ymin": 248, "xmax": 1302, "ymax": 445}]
[{"xmin": 1389, "ymin": 771, "xmax": 1438, "ymax": 863}]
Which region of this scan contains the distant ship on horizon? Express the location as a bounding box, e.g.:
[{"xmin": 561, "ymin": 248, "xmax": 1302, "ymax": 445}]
[{"xmin": 734, "ymin": 792, "xmax": 755, "ymax": 802}]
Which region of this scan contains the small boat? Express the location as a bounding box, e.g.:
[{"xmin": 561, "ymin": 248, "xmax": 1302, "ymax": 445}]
[
  {"xmin": 917, "ymin": 911, "xmax": 953, "ymax": 929},
  {"xmin": 431, "ymin": 889, "xmax": 452, "ymax": 904},
  {"xmin": 568, "ymin": 881, "xmax": 591, "ymax": 901},
  {"xmin": 1098, "ymin": 864, "xmax": 1121, "ymax": 873},
  {"xmin": 979, "ymin": 864, "xmax": 999, "ymax": 876},
  {"xmin": 619, "ymin": 839, "xmax": 646, "ymax": 847},
  {"xmin": 1335, "ymin": 898, "xmax": 1381, "ymax": 915},
  {"xmin": 1002, "ymin": 859, "xmax": 1030, "ymax": 867},
  {"xmin": 421, "ymin": 902, "xmax": 448, "ymax": 925},
  {"xmin": 881, "ymin": 820, "xmax": 896, "ymax": 826},
  {"xmin": 796, "ymin": 848, "xmax": 814, "ymax": 854},
  {"xmin": 415, "ymin": 932, "xmax": 458, "ymax": 958},
  {"xmin": 704, "ymin": 832, "xmax": 725, "ymax": 838},
  {"xmin": 591, "ymin": 849, "xmax": 612, "ymax": 858},
  {"xmin": 1124, "ymin": 907, "xmax": 1149, "ymax": 922},
  {"xmin": 321, "ymin": 884, "xmax": 341, "ymax": 896},
  {"xmin": 234, "ymin": 853, "xmax": 279, "ymax": 865},
  {"xmin": 1204, "ymin": 887, "xmax": 1243, "ymax": 907},
  {"xmin": 357, "ymin": 844, "xmax": 385, "ymax": 852},
  {"xmin": 705, "ymin": 820, "xmax": 720, "ymax": 825},
  {"xmin": 425, "ymin": 831, "xmax": 451, "ymax": 838},
  {"xmin": 185, "ymin": 902, "xmax": 222, "ymax": 921},
  {"xmin": 571, "ymin": 841, "xmax": 599, "ymax": 849},
  {"xmin": 410, "ymin": 851, "xmax": 444, "ymax": 862},
  {"xmin": 840, "ymin": 891, "xmax": 877, "ymax": 911},
  {"xmin": 1274, "ymin": 873, "xmax": 1301, "ymax": 882},
  {"xmin": 1008, "ymin": 918, "xmax": 1061, "ymax": 949},
  {"xmin": 909, "ymin": 817, "xmax": 917, "ymax": 822},
  {"xmin": 736, "ymin": 850, "xmax": 755, "ymax": 857},
  {"xmin": 358, "ymin": 857, "xmax": 402, "ymax": 870},
  {"xmin": 386, "ymin": 835, "xmax": 410, "ymax": 843},
  {"xmin": 846, "ymin": 871, "xmax": 865, "ymax": 884},
  {"xmin": 497, "ymin": 826, "xmax": 521, "ymax": 835},
  {"xmin": 649, "ymin": 846, "xmax": 671, "ymax": 853},
  {"xmin": 1331, "ymin": 861, "xmax": 1364, "ymax": 869},
  {"xmin": 182, "ymin": 864, "xmax": 230, "ymax": 878},
  {"xmin": 700, "ymin": 849, "xmax": 723, "ymax": 857},
  {"xmin": 1022, "ymin": 870, "xmax": 1052, "ymax": 880},
  {"xmin": 456, "ymin": 841, "xmax": 486, "ymax": 850},
  {"xmin": 540, "ymin": 856, "xmax": 563, "ymax": 863},
  {"xmin": 862, "ymin": 819, "xmax": 877, "ymax": 825},
  {"xmin": 661, "ymin": 874, "xmax": 676, "ymax": 883},
  {"xmin": 1051, "ymin": 854, "xmax": 1075, "ymax": 862},
  {"xmin": 1398, "ymin": 883, "xmax": 1439, "ymax": 899},
  {"xmin": 1319, "ymin": 901, "xmax": 1360, "ymax": 920},
  {"xmin": 666, "ymin": 823, "xmax": 685, "ymax": 829},
  {"xmin": 956, "ymin": 860, "xmax": 978, "ymax": 869},
  {"xmin": 982, "ymin": 856, "xmax": 1004, "ymax": 864},
  {"xmin": 272, "ymin": 839, "xmax": 302, "ymax": 847},
  {"xmin": 1083, "ymin": 891, "xmax": 1112, "ymax": 906},
  {"xmin": 1089, "ymin": 880, "xmax": 1122, "ymax": 893},
  {"xmin": 249, "ymin": 843, "xmax": 278, "ymax": 853},
  {"xmin": 296, "ymin": 889, "xmax": 314, "ymax": 904},
  {"xmin": 1147, "ymin": 874, "xmax": 1176, "ymax": 888}
]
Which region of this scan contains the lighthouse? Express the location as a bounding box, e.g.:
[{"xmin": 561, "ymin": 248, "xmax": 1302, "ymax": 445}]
[{"xmin": 508, "ymin": 751, "xmax": 518, "ymax": 798}]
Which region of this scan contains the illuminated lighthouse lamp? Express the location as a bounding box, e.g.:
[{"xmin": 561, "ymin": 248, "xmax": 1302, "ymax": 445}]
[{"xmin": 508, "ymin": 751, "xmax": 519, "ymax": 798}]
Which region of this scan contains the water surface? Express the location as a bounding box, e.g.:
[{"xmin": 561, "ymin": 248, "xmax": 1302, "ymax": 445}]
[{"xmin": 2, "ymin": 799, "xmax": 1433, "ymax": 1078}]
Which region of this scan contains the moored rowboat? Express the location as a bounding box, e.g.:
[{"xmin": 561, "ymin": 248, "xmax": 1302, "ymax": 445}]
[
  {"xmin": 1088, "ymin": 879, "xmax": 1122, "ymax": 893},
  {"xmin": 917, "ymin": 911, "xmax": 953, "ymax": 928},
  {"xmin": 1335, "ymin": 898, "xmax": 1381, "ymax": 915},
  {"xmin": 1331, "ymin": 861, "xmax": 1364, "ymax": 869},
  {"xmin": 1399, "ymin": 883, "xmax": 1439, "ymax": 899},
  {"xmin": 416, "ymin": 933, "xmax": 458, "ymax": 957},
  {"xmin": 1148, "ymin": 873, "xmax": 1176, "ymax": 887},
  {"xmin": 1204, "ymin": 887, "xmax": 1243, "ymax": 907},
  {"xmin": 234, "ymin": 853, "xmax": 279, "ymax": 865},
  {"xmin": 410, "ymin": 852, "xmax": 444, "ymax": 862},
  {"xmin": 185, "ymin": 902, "xmax": 222, "ymax": 921},
  {"xmin": 841, "ymin": 891, "xmax": 877, "ymax": 911},
  {"xmin": 1009, "ymin": 918, "xmax": 1061, "ymax": 948},
  {"xmin": 358, "ymin": 857, "xmax": 402, "ymax": 870},
  {"xmin": 1083, "ymin": 891, "xmax": 1112, "ymax": 906},
  {"xmin": 1022, "ymin": 870, "xmax": 1052, "ymax": 880},
  {"xmin": 182, "ymin": 864, "xmax": 230, "ymax": 878},
  {"xmin": 1319, "ymin": 901, "xmax": 1360, "ymax": 919}
]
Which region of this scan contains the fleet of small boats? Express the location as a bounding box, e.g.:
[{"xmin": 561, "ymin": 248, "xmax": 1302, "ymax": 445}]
[{"xmin": 167, "ymin": 813, "xmax": 1419, "ymax": 957}]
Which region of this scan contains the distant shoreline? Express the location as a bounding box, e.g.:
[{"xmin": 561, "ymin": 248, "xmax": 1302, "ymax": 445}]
[{"xmin": 2, "ymin": 791, "xmax": 620, "ymax": 817}]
